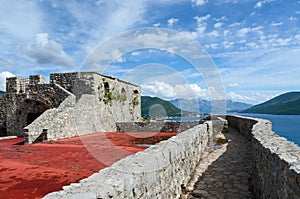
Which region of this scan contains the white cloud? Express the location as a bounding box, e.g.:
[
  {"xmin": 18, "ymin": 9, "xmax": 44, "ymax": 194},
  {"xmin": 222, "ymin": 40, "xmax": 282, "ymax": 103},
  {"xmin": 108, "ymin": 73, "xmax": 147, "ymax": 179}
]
[
  {"xmin": 213, "ymin": 16, "xmax": 227, "ymax": 22},
  {"xmin": 227, "ymin": 91, "xmax": 280, "ymax": 104},
  {"xmin": 218, "ymin": 48, "xmax": 300, "ymax": 101},
  {"xmin": 141, "ymin": 81, "xmax": 211, "ymax": 100},
  {"xmin": 214, "ymin": 22, "xmax": 223, "ymax": 28},
  {"xmin": 246, "ymin": 42, "xmax": 259, "ymax": 48},
  {"xmin": 254, "ymin": 0, "xmax": 275, "ymax": 9},
  {"xmin": 0, "ymin": 0, "xmax": 43, "ymax": 41},
  {"xmin": 187, "ymin": 14, "xmax": 211, "ymax": 37},
  {"xmin": 238, "ymin": 28, "xmax": 251, "ymax": 37},
  {"xmin": 59, "ymin": 0, "xmax": 146, "ymax": 54},
  {"xmin": 153, "ymin": 23, "xmax": 161, "ymax": 27},
  {"xmin": 20, "ymin": 33, "xmax": 75, "ymax": 68},
  {"xmin": 228, "ymin": 91, "xmax": 254, "ymax": 103},
  {"xmin": 167, "ymin": 18, "xmax": 179, "ymax": 27},
  {"xmin": 274, "ymin": 38, "xmax": 292, "ymax": 46},
  {"xmin": 208, "ymin": 30, "xmax": 219, "ymax": 37},
  {"xmin": 0, "ymin": 71, "xmax": 15, "ymax": 91},
  {"xmin": 131, "ymin": 51, "xmax": 142, "ymax": 56},
  {"xmin": 223, "ymin": 30, "xmax": 230, "ymax": 37},
  {"xmin": 237, "ymin": 26, "xmax": 263, "ymax": 37},
  {"xmin": 228, "ymin": 22, "xmax": 242, "ymax": 27},
  {"xmin": 205, "ymin": 43, "xmax": 219, "ymax": 49},
  {"xmin": 228, "ymin": 83, "xmax": 239, "ymax": 88},
  {"xmin": 194, "ymin": 14, "xmax": 211, "ymax": 23},
  {"xmin": 271, "ymin": 21, "xmax": 283, "ymax": 26},
  {"xmin": 191, "ymin": 0, "xmax": 208, "ymax": 6},
  {"xmin": 254, "ymin": 1, "xmax": 263, "ymax": 8},
  {"xmin": 223, "ymin": 41, "xmax": 234, "ymax": 49}
]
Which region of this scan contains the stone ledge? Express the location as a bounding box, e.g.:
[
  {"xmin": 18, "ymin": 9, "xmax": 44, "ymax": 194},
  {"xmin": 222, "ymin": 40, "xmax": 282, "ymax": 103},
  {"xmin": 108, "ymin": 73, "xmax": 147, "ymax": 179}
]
[
  {"xmin": 227, "ymin": 115, "xmax": 300, "ymax": 198},
  {"xmin": 0, "ymin": 136, "xmax": 17, "ymax": 140},
  {"xmin": 44, "ymin": 121, "xmax": 217, "ymax": 199}
]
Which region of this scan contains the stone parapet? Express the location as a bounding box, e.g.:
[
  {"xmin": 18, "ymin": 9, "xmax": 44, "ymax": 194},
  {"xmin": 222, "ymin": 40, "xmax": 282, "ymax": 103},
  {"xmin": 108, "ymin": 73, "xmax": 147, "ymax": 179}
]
[
  {"xmin": 44, "ymin": 121, "xmax": 215, "ymax": 199},
  {"xmin": 29, "ymin": 75, "xmax": 45, "ymax": 85},
  {"xmin": 116, "ymin": 121, "xmax": 202, "ymax": 133},
  {"xmin": 227, "ymin": 115, "xmax": 300, "ymax": 198}
]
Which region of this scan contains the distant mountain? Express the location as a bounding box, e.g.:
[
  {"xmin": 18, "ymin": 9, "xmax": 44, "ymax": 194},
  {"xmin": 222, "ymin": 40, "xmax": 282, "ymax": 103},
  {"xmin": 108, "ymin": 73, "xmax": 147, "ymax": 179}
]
[
  {"xmin": 226, "ymin": 100, "xmax": 253, "ymax": 113},
  {"xmin": 141, "ymin": 96, "xmax": 199, "ymax": 119},
  {"xmin": 141, "ymin": 96, "xmax": 181, "ymax": 119},
  {"xmin": 241, "ymin": 92, "xmax": 300, "ymax": 115},
  {"xmin": 0, "ymin": 91, "xmax": 5, "ymax": 94},
  {"xmin": 170, "ymin": 99, "xmax": 252, "ymax": 114}
]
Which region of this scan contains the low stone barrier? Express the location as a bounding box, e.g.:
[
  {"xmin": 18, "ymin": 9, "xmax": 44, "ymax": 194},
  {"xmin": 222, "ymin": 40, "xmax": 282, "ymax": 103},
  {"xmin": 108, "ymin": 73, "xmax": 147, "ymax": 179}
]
[
  {"xmin": 227, "ymin": 115, "xmax": 300, "ymax": 198},
  {"xmin": 44, "ymin": 121, "xmax": 216, "ymax": 199},
  {"xmin": 116, "ymin": 121, "xmax": 202, "ymax": 133}
]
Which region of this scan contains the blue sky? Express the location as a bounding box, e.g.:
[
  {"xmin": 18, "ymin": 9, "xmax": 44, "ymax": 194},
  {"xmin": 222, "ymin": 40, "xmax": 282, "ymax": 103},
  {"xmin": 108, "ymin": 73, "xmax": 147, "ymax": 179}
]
[{"xmin": 0, "ymin": 0, "xmax": 299, "ymax": 104}]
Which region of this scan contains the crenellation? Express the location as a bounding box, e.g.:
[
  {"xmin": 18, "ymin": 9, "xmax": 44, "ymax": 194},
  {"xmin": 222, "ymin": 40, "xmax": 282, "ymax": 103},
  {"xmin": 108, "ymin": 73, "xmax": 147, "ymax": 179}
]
[
  {"xmin": 1, "ymin": 71, "xmax": 141, "ymax": 142},
  {"xmin": 50, "ymin": 72, "xmax": 79, "ymax": 93},
  {"xmin": 29, "ymin": 75, "xmax": 45, "ymax": 85},
  {"xmin": 2, "ymin": 72, "xmax": 300, "ymax": 198},
  {"xmin": 6, "ymin": 76, "xmax": 29, "ymax": 94}
]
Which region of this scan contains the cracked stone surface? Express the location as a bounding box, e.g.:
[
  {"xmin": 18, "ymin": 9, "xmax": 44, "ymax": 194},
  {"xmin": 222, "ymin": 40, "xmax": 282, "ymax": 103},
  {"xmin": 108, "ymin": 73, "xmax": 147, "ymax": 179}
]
[{"xmin": 186, "ymin": 127, "xmax": 254, "ymax": 199}]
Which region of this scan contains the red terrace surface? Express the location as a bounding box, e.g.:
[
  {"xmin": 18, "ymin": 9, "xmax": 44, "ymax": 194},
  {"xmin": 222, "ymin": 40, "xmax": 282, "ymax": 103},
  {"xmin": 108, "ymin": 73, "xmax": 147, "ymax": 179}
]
[{"xmin": 0, "ymin": 132, "xmax": 177, "ymax": 199}]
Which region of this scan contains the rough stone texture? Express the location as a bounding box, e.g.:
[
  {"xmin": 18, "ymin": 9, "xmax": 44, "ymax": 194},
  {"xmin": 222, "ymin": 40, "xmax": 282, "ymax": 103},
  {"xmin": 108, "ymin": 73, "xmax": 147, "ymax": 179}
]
[
  {"xmin": 6, "ymin": 81, "xmax": 70, "ymax": 137},
  {"xmin": 6, "ymin": 76, "xmax": 29, "ymax": 94},
  {"xmin": 20, "ymin": 72, "xmax": 141, "ymax": 143},
  {"xmin": 187, "ymin": 127, "xmax": 254, "ymax": 199},
  {"xmin": 227, "ymin": 115, "xmax": 300, "ymax": 199},
  {"xmin": 0, "ymin": 94, "xmax": 6, "ymax": 126},
  {"xmin": 211, "ymin": 116, "xmax": 228, "ymax": 145},
  {"xmin": 44, "ymin": 122, "xmax": 218, "ymax": 199},
  {"xmin": 50, "ymin": 72, "xmax": 78, "ymax": 93},
  {"xmin": 116, "ymin": 121, "xmax": 202, "ymax": 133},
  {"xmin": 29, "ymin": 75, "xmax": 45, "ymax": 85},
  {"xmin": 0, "ymin": 94, "xmax": 7, "ymax": 136}
]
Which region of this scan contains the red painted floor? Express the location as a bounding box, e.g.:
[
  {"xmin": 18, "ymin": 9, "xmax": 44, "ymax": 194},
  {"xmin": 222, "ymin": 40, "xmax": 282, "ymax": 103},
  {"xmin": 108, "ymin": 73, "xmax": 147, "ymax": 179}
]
[{"xmin": 0, "ymin": 132, "xmax": 177, "ymax": 199}]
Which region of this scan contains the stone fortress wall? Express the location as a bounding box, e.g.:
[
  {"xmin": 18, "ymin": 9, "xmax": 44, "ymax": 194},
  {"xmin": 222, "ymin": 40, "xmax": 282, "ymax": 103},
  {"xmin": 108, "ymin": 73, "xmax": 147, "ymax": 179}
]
[
  {"xmin": 44, "ymin": 119, "xmax": 223, "ymax": 199},
  {"xmin": 2, "ymin": 72, "xmax": 141, "ymax": 143},
  {"xmin": 25, "ymin": 72, "xmax": 141, "ymax": 143},
  {"xmin": 5, "ymin": 75, "xmax": 71, "ymax": 137},
  {"xmin": 116, "ymin": 121, "xmax": 202, "ymax": 133},
  {"xmin": 0, "ymin": 94, "xmax": 6, "ymax": 126},
  {"xmin": 45, "ymin": 116, "xmax": 300, "ymax": 199},
  {"xmin": 227, "ymin": 115, "xmax": 300, "ymax": 198},
  {"xmin": 0, "ymin": 94, "xmax": 6, "ymax": 135}
]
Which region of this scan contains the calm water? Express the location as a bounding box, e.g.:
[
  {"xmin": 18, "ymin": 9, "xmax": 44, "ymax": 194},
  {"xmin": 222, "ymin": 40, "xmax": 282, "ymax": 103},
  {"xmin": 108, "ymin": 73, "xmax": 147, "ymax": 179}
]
[
  {"xmin": 165, "ymin": 116, "xmax": 206, "ymax": 121},
  {"xmin": 167, "ymin": 114, "xmax": 300, "ymax": 146},
  {"xmin": 238, "ymin": 114, "xmax": 300, "ymax": 146}
]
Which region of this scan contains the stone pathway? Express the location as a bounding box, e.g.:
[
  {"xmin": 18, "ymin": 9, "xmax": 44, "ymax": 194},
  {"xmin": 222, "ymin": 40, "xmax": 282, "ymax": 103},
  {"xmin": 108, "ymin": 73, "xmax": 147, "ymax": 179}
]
[{"xmin": 185, "ymin": 127, "xmax": 254, "ymax": 199}]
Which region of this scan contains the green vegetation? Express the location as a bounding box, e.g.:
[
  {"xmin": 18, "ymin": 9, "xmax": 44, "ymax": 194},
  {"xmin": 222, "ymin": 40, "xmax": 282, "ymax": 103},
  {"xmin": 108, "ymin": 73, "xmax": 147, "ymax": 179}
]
[
  {"xmin": 241, "ymin": 92, "xmax": 300, "ymax": 115},
  {"xmin": 132, "ymin": 96, "xmax": 139, "ymax": 107},
  {"xmin": 97, "ymin": 84, "xmax": 102, "ymax": 90},
  {"xmin": 141, "ymin": 96, "xmax": 198, "ymax": 119},
  {"xmin": 141, "ymin": 96, "xmax": 181, "ymax": 119},
  {"xmin": 102, "ymin": 90, "xmax": 115, "ymax": 104}
]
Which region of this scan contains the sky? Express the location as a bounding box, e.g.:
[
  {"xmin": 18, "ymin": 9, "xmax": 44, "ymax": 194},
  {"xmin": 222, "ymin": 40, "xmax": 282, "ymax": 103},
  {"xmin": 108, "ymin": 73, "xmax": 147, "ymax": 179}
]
[{"xmin": 0, "ymin": 0, "xmax": 299, "ymax": 104}]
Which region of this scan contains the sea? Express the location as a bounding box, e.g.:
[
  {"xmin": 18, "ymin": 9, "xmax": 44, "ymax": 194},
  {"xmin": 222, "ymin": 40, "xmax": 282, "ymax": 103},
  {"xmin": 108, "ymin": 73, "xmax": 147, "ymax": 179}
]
[
  {"xmin": 237, "ymin": 113, "xmax": 300, "ymax": 146},
  {"xmin": 167, "ymin": 114, "xmax": 300, "ymax": 146}
]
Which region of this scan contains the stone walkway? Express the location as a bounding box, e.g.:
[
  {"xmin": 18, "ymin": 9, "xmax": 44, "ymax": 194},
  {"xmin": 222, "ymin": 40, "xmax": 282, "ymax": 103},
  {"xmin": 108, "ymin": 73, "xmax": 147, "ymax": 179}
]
[{"xmin": 185, "ymin": 127, "xmax": 254, "ymax": 199}]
